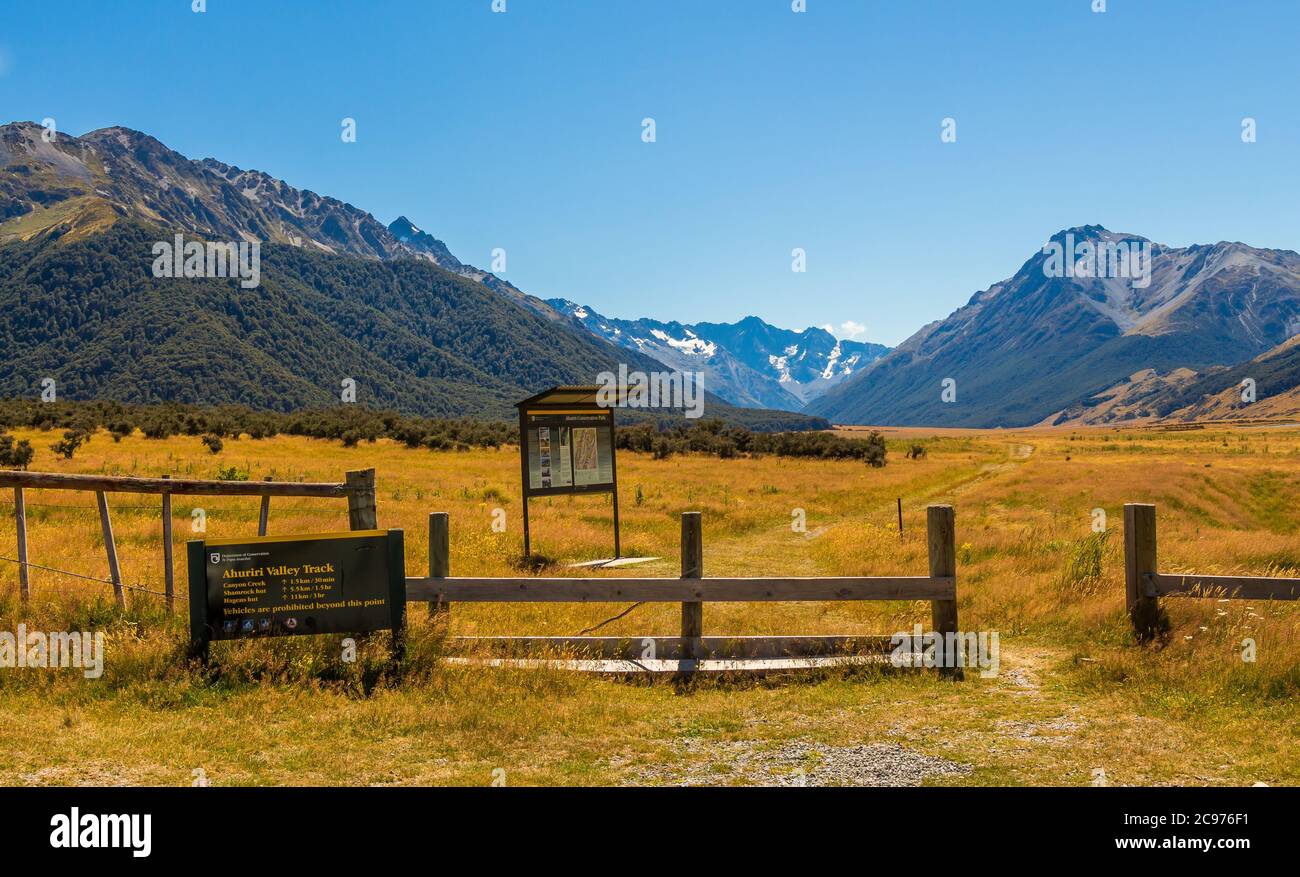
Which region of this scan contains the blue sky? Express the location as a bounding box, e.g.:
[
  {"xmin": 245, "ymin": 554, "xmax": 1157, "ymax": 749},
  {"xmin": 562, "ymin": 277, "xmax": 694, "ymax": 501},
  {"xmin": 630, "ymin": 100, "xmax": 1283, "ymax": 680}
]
[{"xmin": 2, "ymin": 0, "xmax": 1298, "ymax": 345}]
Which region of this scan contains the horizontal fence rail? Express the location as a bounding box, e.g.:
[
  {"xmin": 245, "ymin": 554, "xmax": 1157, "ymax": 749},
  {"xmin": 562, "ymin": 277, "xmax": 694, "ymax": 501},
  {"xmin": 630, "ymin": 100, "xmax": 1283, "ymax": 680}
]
[
  {"xmin": 1124, "ymin": 502, "xmax": 1300, "ymax": 642},
  {"xmin": 0, "ymin": 470, "xmax": 349, "ymax": 497},
  {"xmin": 1146, "ymin": 573, "xmax": 1300, "ymax": 602},
  {"xmin": 2, "ymin": 467, "xmax": 377, "ymax": 611},
  {"xmin": 408, "ymin": 504, "xmax": 963, "ymax": 675},
  {"xmin": 455, "ymin": 635, "xmax": 896, "ymax": 661},
  {"xmin": 406, "ymin": 576, "xmax": 955, "ymax": 603}
]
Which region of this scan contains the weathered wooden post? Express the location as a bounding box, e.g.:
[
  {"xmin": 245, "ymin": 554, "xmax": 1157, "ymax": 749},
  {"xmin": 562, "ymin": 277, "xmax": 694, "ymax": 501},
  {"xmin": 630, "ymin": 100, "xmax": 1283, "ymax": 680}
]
[
  {"xmin": 14, "ymin": 487, "xmax": 29, "ymax": 602},
  {"xmin": 346, "ymin": 468, "xmax": 378, "ymax": 530},
  {"xmin": 1123, "ymin": 503, "xmax": 1162, "ymax": 642},
  {"xmin": 258, "ymin": 475, "xmax": 272, "ymax": 536},
  {"xmin": 927, "ymin": 504, "xmax": 960, "ymax": 679},
  {"xmin": 680, "ymin": 512, "xmax": 704, "ymax": 661},
  {"xmin": 96, "ymin": 490, "xmax": 126, "ymax": 608},
  {"xmin": 162, "ymin": 475, "xmax": 174, "ymax": 614},
  {"xmin": 428, "ymin": 512, "xmax": 449, "ymax": 619}
]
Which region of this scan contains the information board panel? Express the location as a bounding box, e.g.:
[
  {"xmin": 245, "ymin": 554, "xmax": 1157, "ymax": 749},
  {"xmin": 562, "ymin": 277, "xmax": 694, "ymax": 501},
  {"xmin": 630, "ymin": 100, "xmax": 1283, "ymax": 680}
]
[{"xmin": 524, "ymin": 412, "xmax": 614, "ymax": 496}]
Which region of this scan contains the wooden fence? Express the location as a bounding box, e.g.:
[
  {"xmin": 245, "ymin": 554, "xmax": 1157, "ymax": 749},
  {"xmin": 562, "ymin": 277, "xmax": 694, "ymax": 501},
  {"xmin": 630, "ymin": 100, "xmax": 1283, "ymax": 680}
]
[
  {"xmin": 1124, "ymin": 502, "xmax": 1300, "ymax": 640},
  {"xmin": 0, "ymin": 468, "xmax": 378, "ymax": 611},
  {"xmin": 407, "ymin": 504, "xmax": 962, "ymax": 674}
]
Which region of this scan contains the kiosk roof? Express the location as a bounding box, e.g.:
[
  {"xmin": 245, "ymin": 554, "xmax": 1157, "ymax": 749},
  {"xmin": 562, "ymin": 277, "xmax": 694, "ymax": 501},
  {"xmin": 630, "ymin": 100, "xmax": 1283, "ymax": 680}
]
[{"xmin": 515, "ymin": 386, "xmax": 622, "ymax": 409}]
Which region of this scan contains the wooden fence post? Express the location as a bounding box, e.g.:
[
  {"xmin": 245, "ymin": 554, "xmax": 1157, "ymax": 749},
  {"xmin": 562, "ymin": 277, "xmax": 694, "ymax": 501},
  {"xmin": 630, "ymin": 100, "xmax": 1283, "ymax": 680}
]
[
  {"xmin": 927, "ymin": 504, "xmax": 960, "ymax": 679},
  {"xmin": 14, "ymin": 487, "xmax": 29, "ymax": 602},
  {"xmin": 162, "ymin": 475, "xmax": 174, "ymax": 614},
  {"xmin": 1123, "ymin": 503, "xmax": 1162, "ymax": 642},
  {"xmin": 346, "ymin": 469, "xmax": 377, "ymax": 530},
  {"xmin": 96, "ymin": 490, "xmax": 125, "ymax": 608},
  {"xmin": 429, "ymin": 512, "xmax": 449, "ymax": 619},
  {"xmin": 258, "ymin": 475, "xmax": 272, "ymax": 536},
  {"xmin": 680, "ymin": 512, "xmax": 703, "ymax": 661}
]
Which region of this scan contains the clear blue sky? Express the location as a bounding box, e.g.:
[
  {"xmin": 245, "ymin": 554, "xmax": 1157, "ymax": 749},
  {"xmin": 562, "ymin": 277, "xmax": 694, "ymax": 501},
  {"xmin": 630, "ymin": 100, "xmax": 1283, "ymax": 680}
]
[{"xmin": 3, "ymin": 0, "xmax": 1298, "ymax": 345}]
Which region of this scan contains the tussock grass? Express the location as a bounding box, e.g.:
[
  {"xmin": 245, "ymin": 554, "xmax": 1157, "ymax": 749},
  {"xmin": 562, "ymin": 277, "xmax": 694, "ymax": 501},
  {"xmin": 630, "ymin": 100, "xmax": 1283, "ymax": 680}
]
[{"xmin": 0, "ymin": 424, "xmax": 1298, "ymax": 785}]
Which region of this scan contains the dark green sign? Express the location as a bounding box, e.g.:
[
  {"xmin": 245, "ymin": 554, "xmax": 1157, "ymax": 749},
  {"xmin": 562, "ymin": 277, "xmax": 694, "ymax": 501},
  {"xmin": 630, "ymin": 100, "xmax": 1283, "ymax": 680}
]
[{"xmin": 187, "ymin": 529, "xmax": 405, "ymax": 658}]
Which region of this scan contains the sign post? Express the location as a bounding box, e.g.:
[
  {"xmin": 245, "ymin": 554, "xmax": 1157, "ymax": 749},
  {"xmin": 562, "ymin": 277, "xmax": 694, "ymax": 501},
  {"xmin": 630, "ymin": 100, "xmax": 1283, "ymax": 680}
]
[
  {"xmin": 515, "ymin": 386, "xmax": 621, "ymax": 560},
  {"xmin": 187, "ymin": 529, "xmax": 406, "ymax": 662}
]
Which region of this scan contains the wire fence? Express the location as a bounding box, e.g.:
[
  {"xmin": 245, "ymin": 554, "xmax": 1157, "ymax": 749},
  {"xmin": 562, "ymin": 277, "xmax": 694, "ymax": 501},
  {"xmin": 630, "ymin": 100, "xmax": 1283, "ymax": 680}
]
[
  {"xmin": 0, "ymin": 554, "xmax": 168, "ymax": 599},
  {"xmin": 0, "ymin": 503, "xmax": 337, "ymax": 604},
  {"xmin": 1, "ymin": 467, "xmax": 369, "ymax": 611},
  {"xmin": 0, "ymin": 498, "xmax": 165, "ymax": 512}
]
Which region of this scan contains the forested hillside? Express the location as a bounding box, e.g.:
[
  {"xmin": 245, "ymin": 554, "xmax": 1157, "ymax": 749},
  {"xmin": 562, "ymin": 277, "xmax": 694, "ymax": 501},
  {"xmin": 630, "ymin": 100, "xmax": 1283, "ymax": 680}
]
[{"xmin": 0, "ymin": 220, "xmax": 826, "ymax": 430}]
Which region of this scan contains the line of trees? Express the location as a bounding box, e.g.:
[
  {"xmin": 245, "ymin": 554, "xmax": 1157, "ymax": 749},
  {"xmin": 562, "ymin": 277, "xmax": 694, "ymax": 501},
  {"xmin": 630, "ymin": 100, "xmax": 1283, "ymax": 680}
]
[
  {"xmin": 0, "ymin": 400, "xmax": 886, "ymax": 466},
  {"xmin": 0, "ymin": 399, "xmax": 514, "ymax": 457},
  {"xmin": 617, "ymin": 418, "xmax": 888, "ymax": 464}
]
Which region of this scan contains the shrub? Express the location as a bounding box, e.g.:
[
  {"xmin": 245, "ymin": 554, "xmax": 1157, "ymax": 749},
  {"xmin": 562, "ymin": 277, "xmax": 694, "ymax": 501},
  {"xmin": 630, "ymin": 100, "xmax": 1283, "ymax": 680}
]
[
  {"xmin": 862, "ymin": 431, "xmax": 887, "ymax": 468},
  {"xmin": 0, "ymin": 433, "xmax": 35, "ymax": 469},
  {"xmin": 50, "ymin": 428, "xmax": 89, "ymax": 460},
  {"xmin": 215, "ymin": 465, "xmax": 249, "ymax": 482}
]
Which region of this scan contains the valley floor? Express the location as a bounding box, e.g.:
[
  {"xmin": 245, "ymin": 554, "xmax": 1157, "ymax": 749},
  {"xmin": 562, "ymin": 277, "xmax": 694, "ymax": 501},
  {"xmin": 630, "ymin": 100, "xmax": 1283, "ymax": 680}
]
[{"xmin": 1, "ymin": 425, "xmax": 1297, "ymax": 785}]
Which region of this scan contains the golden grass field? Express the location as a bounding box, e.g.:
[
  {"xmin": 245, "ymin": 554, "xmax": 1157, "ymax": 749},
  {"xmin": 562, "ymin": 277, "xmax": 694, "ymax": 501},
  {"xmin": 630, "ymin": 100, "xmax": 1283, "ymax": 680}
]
[{"xmin": 1, "ymin": 423, "xmax": 1298, "ymax": 786}]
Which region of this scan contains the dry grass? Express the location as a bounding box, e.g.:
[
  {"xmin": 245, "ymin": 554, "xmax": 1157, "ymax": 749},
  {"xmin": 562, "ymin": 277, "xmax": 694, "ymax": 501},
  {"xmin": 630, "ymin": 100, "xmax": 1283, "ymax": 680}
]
[{"xmin": 0, "ymin": 423, "xmax": 1297, "ymax": 786}]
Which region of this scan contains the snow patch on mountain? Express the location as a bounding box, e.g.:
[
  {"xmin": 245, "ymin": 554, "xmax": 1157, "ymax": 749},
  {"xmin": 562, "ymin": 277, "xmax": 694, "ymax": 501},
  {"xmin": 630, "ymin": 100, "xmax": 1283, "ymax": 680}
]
[
  {"xmin": 651, "ymin": 328, "xmax": 716, "ymax": 357},
  {"xmin": 548, "ymin": 300, "xmax": 890, "ymax": 410}
]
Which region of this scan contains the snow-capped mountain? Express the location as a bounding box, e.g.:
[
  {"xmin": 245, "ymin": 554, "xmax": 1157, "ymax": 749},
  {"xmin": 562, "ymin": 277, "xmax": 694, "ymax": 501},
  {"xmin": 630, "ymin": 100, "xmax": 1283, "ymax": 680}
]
[
  {"xmin": 689, "ymin": 316, "xmax": 890, "ymax": 404},
  {"xmin": 548, "ymin": 301, "xmax": 889, "ymax": 411}
]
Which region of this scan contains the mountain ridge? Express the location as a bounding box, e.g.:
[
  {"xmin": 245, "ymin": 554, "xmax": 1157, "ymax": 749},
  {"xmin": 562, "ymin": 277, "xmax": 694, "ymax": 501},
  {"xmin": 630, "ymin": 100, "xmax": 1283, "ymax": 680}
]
[
  {"xmin": 548, "ymin": 299, "xmax": 889, "ymax": 411},
  {"xmin": 809, "ymin": 225, "xmax": 1300, "ymax": 427},
  {"xmin": 0, "ymin": 121, "xmax": 826, "ymax": 430},
  {"xmin": 0, "ymin": 217, "xmax": 827, "ymax": 430},
  {"xmin": 10, "ymin": 119, "xmax": 1299, "ymax": 430},
  {"xmin": 0, "ymin": 120, "xmax": 567, "ymax": 320}
]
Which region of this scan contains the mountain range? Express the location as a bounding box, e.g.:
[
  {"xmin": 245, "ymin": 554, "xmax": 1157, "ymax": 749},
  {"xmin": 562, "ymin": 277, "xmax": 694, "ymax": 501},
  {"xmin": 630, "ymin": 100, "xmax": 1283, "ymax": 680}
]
[
  {"xmin": 546, "ymin": 301, "xmax": 889, "ymax": 411},
  {"xmin": 5, "ymin": 119, "xmax": 1300, "ymax": 431},
  {"xmin": 0, "ymin": 121, "xmax": 823, "ymax": 430}
]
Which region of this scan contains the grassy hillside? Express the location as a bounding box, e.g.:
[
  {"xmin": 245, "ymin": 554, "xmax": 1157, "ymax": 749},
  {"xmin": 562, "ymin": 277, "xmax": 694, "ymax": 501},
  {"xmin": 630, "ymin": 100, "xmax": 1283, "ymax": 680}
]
[
  {"xmin": 0, "ymin": 424, "xmax": 1297, "ymax": 785},
  {"xmin": 1043, "ymin": 336, "xmax": 1300, "ymax": 426},
  {"xmin": 1154, "ymin": 336, "xmax": 1300, "ymax": 418}
]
